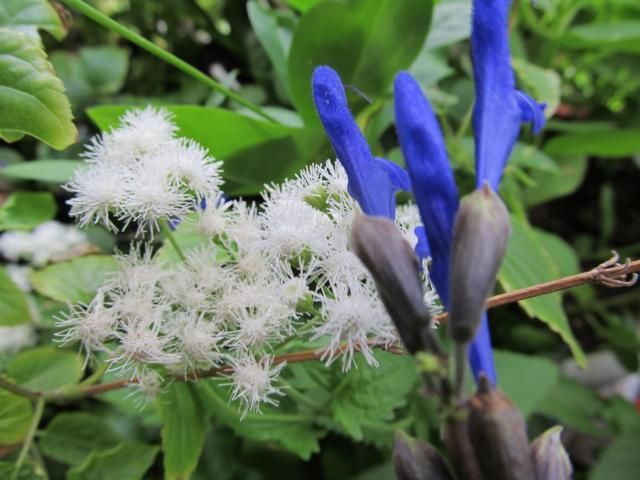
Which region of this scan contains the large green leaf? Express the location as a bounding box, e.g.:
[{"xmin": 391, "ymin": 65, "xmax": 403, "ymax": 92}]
[
  {"xmin": 559, "ymin": 21, "xmax": 640, "ymax": 52},
  {"xmin": 0, "ymin": 159, "xmax": 81, "ymax": 184},
  {"xmin": 87, "ymin": 105, "xmax": 316, "ymax": 195},
  {"xmin": 0, "ymin": 389, "xmax": 33, "ymax": 445},
  {"xmin": 0, "ymin": 266, "xmax": 31, "ymax": 326},
  {"xmin": 7, "ymin": 346, "xmax": 83, "ymax": 392},
  {"xmin": 0, "ymin": 28, "xmax": 76, "ymax": 149},
  {"xmin": 0, "ymin": 0, "xmax": 65, "ymax": 40},
  {"xmin": 197, "ymin": 380, "xmax": 322, "ymax": 460},
  {"xmin": 493, "ymin": 350, "xmax": 559, "ymax": 417},
  {"xmin": 67, "ymin": 442, "xmax": 158, "ymax": 480},
  {"xmin": 287, "ymin": 0, "xmax": 433, "ymax": 124},
  {"xmin": 29, "ymin": 255, "xmax": 118, "ymax": 303},
  {"xmin": 0, "ymin": 191, "xmax": 57, "ymax": 231},
  {"xmin": 159, "ymin": 383, "xmax": 207, "ymax": 480},
  {"xmin": 591, "ymin": 431, "xmax": 640, "ymax": 480},
  {"xmin": 499, "ymin": 216, "xmax": 586, "ymax": 367},
  {"xmin": 522, "ymin": 155, "xmax": 587, "ymax": 206},
  {"xmin": 39, "ymin": 412, "xmax": 123, "ymax": 465},
  {"xmin": 545, "ymin": 129, "xmax": 640, "ymax": 158},
  {"xmin": 424, "ymin": 0, "xmax": 471, "ymax": 49}
]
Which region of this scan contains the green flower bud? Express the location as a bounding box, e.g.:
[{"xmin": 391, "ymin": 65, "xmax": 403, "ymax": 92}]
[
  {"xmin": 449, "ymin": 184, "xmax": 511, "ymax": 344},
  {"xmin": 394, "ymin": 431, "xmax": 454, "ymax": 480},
  {"xmin": 351, "ymin": 213, "xmax": 437, "ymax": 354},
  {"xmin": 530, "ymin": 426, "xmax": 573, "ymax": 480},
  {"xmin": 467, "ymin": 377, "xmax": 535, "ymax": 480}
]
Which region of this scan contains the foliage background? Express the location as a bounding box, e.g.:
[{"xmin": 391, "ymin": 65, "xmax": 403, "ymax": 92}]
[{"xmin": 0, "ymin": 0, "xmax": 639, "ymax": 478}]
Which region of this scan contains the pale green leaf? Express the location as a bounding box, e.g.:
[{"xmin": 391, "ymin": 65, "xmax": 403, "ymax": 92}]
[
  {"xmin": 545, "ymin": 129, "xmax": 640, "ymax": 158},
  {"xmin": 29, "ymin": 255, "xmax": 118, "ymax": 303},
  {"xmin": 7, "ymin": 346, "xmax": 83, "ymax": 392},
  {"xmin": 522, "ymin": 155, "xmax": 588, "ymax": 206},
  {"xmin": 0, "ymin": 266, "xmax": 31, "ymax": 326},
  {"xmin": 0, "ymin": 28, "xmax": 76, "ymax": 149},
  {"xmin": 0, "ymin": 159, "xmax": 81, "ymax": 184},
  {"xmin": 0, "ymin": 389, "xmax": 32, "ymax": 445},
  {"xmin": 0, "ymin": 0, "xmax": 65, "ymax": 40},
  {"xmin": 0, "ymin": 191, "xmax": 57, "ymax": 231},
  {"xmin": 512, "ymin": 59, "xmax": 562, "ymax": 117}
]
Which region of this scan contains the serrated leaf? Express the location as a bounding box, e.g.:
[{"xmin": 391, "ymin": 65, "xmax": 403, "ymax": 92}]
[
  {"xmin": 159, "ymin": 383, "xmax": 207, "ymax": 480},
  {"xmin": 197, "ymin": 380, "xmax": 321, "ymax": 460},
  {"xmin": 0, "ymin": 266, "xmax": 31, "ymax": 326},
  {"xmin": 329, "ymin": 351, "xmax": 418, "ymax": 440},
  {"xmin": 0, "ymin": 159, "xmax": 81, "ymax": 184},
  {"xmin": 0, "ymin": 0, "xmax": 65, "ymax": 40},
  {"xmin": 0, "ymin": 389, "xmax": 33, "ymax": 445},
  {"xmin": 0, "ymin": 191, "xmax": 57, "ymax": 231},
  {"xmin": 39, "ymin": 412, "xmax": 122, "ymax": 465},
  {"xmin": 499, "ymin": 217, "xmax": 586, "ymax": 367},
  {"xmin": 0, "ymin": 28, "xmax": 76, "ymax": 149},
  {"xmin": 494, "ymin": 350, "xmax": 559, "ymax": 417},
  {"xmin": 67, "ymin": 442, "xmax": 158, "ymax": 480},
  {"xmin": 287, "ymin": 0, "xmax": 433, "ymax": 124},
  {"xmin": 29, "ymin": 255, "xmax": 118, "ymax": 303},
  {"xmin": 7, "ymin": 346, "xmax": 83, "ymax": 392}
]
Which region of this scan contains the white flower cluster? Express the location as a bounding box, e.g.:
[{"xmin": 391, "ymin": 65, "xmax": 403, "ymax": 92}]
[
  {"xmin": 0, "ymin": 221, "xmax": 90, "ymax": 267},
  {"xmin": 57, "ymin": 108, "xmax": 441, "ymax": 416},
  {"xmin": 65, "ymin": 107, "xmax": 223, "ymax": 235}
]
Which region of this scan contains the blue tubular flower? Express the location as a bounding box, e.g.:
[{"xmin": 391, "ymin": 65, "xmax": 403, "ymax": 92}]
[
  {"xmin": 312, "ymin": 66, "xmax": 409, "ymax": 219},
  {"xmin": 471, "ymin": 0, "xmax": 546, "ymax": 191},
  {"xmin": 394, "ymin": 72, "xmax": 497, "ymax": 385}
]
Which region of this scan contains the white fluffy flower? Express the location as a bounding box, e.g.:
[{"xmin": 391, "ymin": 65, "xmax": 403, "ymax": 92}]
[
  {"xmin": 165, "ymin": 311, "xmax": 222, "ymax": 374},
  {"xmin": 163, "ymin": 138, "xmax": 223, "ymax": 199},
  {"xmin": 227, "ymin": 355, "xmax": 286, "ymax": 418},
  {"xmin": 194, "ymin": 196, "xmax": 233, "ymax": 238},
  {"xmin": 0, "ymin": 325, "xmax": 36, "ymax": 353}
]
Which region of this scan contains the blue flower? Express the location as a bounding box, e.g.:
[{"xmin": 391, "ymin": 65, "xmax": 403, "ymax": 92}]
[
  {"xmin": 312, "ymin": 66, "xmax": 410, "ymax": 219},
  {"xmin": 472, "ymin": 0, "xmax": 546, "ymax": 190}
]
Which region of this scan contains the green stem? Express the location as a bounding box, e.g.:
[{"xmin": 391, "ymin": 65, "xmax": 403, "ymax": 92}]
[
  {"xmin": 0, "ymin": 375, "xmax": 40, "ymax": 400},
  {"xmin": 12, "ymin": 398, "xmax": 45, "ymax": 480},
  {"xmin": 455, "ymin": 100, "xmax": 474, "ymax": 142},
  {"xmin": 159, "ymin": 218, "xmax": 186, "ymax": 261},
  {"xmin": 58, "ymin": 0, "xmax": 276, "ymax": 123}
]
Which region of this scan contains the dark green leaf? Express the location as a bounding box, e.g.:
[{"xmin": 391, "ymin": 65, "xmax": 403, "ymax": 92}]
[
  {"xmin": 39, "ymin": 412, "xmax": 122, "ymax": 465},
  {"xmin": 0, "ymin": 389, "xmax": 32, "ymax": 445},
  {"xmin": 159, "ymin": 383, "xmax": 207, "ymax": 480},
  {"xmin": 287, "ymin": 0, "xmax": 433, "ymax": 124},
  {"xmin": 29, "ymin": 255, "xmax": 118, "ymax": 303},
  {"xmin": 0, "ymin": 28, "xmax": 76, "ymax": 149},
  {"xmin": 0, "ymin": 267, "xmax": 31, "ymax": 326},
  {"xmin": 7, "ymin": 346, "xmax": 83, "ymax": 392},
  {"xmin": 67, "ymin": 442, "xmax": 158, "ymax": 480},
  {"xmin": 0, "ymin": 160, "xmax": 81, "ymax": 184},
  {"xmin": 0, "ymin": 191, "xmax": 56, "ymax": 231},
  {"xmin": 590, "ymin": 431, "xmax": 640, "ymax": 480}
]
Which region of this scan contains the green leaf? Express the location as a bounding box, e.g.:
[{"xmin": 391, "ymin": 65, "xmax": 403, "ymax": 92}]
[
  {"xmin": 590, "ymin": 431, "xmax": 640, "ymax": 480},
  {"xmin": 328, "ymin": 351, "xmax": 418, "ymax": 440},
  {"xmin": 247, "ymin": 1, "xmax": 293, "ymax": 101},
  {"xmin": 512, "ymin": 59, "xmax": 562, "ymax": 117},
  {"xmin": 499, "ymin": 216, "xmax": 586, "ymax": 367},
  {"xmin": 545, "ymin": 129, "xmax": 640, "ymax": 158},
  {"xmin": 493, "ymin": 350, "xmax": 559, "ymax": 417},
  {"xmin": 0, "ymin": 159, "xmax": 81, "ymax": 184},
  {"xmin": 29, "ymin": 255, "xmax": 118, "ymax": 303},
  {"xmin": 285, "ymin": 0, "xmax": 319, "ymax": 12},
  {"xmin": 0, "ymin": 461, "xmax": 46, "ymax": 480},
  {"xmin": 560, "ymin": 21, "xmax": 640, "ymax": 52},
  {"xmin": 0, "ymin": 266, "xmax": 31, "ymax": 326},
  {"xmin": 39, "ymin": 412, "xmax": 122, "ymax": 465},
  {"xmin": 87, "ymin": 105, "xmax": 314, "ymax": 195},
  {"xmin": 197, "ymin": 380, "xmax": 321, "ymax": 460},
  {"xmin": 287, "ymin": 0, "xmax": 433, "ymax": 124},
  {"xmin": 6, "ymin": 346, "xmax": 83, "ymax": 392},
  {"xmin": 67, "ymin": 442, "xmax": 158, "ymax": 480},
  {"xmin": 159, "ymin": 383, "xmax": 207, "ymax": 480},
  {"xmin": 522, "ymin": 155, "xmax": 588, "ymax": 206},
  {"xmin": 424, "ymin": 0, "xmax": 471, "ymax": 49},
  {"xmin": 0, "ymin": 28, "xmax": 76, "ymax": 149},
  {"xmin": 0, "ymin": 0, "xmax": 65, "ymax": 40},
  {"xmin": 0, "ymin": 191, "xmax": 57, "ymax": 231},
  {"xmin": 0, "ymin": 389, "xmax": 32, "ymax": 445}
]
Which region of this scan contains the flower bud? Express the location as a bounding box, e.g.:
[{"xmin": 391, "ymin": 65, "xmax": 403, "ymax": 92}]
[
  {"xmin": 467, "ymin": 377, "xmax": 535, "ymax": 480},
  {"xmin": 394, "ymin": 431, "xmax": 454, "ymax": 480},
  {"xmin": 449, "ymin": 184, "xmax": 511, "ymax": 344},
  {"xmin": 351, "ymin": 213, "xmax": 436, "ymax": 354},
  {"xmin": 530, "ymin": 426, "xmax": 573, "ymax": 480}
]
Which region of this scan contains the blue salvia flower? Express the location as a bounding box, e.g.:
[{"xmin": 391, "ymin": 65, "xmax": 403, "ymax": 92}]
[
  {"xmin": 312, "ymin": 66, "xmax": 410, "ymax": 219},
  {"xmin": 472, "ymin": 0, "xmax": 546, "ymax": 190}
]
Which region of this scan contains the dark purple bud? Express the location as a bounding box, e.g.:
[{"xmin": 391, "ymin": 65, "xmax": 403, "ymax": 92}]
[
  {"xmin": 467, "ymin": 377, "xmax": 535, "ymax": 480},
  {"xmin": 351, "ymin": 213, "xmax": 438, "ymax": 355},
  {"xmin": 394, "ymin": 431, "xmax": 455, "ymax": 480},
  {"xmin": 449, "ymin": 184, "xmax": 511, "ymax": 344},
  {"xmin": 530, "ymin": 426, "xmax": 573, "ymax": 480}
]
